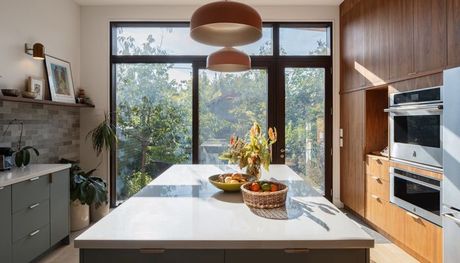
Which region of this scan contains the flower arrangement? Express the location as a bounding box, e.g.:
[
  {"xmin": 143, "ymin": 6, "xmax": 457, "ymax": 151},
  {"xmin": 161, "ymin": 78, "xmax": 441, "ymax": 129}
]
[{"xmin": 219, "ymin": 122, "xmax": 277, "ymax": 178}]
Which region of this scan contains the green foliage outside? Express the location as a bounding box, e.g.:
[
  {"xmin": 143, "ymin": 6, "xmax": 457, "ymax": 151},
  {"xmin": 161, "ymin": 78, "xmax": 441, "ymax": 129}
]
[{"xmin": 115, "ymin": 28, "xmax": 327, "ymax": 201}]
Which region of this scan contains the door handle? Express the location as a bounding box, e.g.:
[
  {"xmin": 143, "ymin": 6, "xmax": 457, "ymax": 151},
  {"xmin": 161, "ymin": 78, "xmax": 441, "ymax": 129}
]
[
  {"xmin": 280, "ymin": 154, "xmax": 285, "ymax": 158},
  {"xmin": 280, "ymin": 149, "xmax": 285, "ymax": 153},
  {"xmin": 443, "ymin": 213, "xmax": 460, "ymax": 225}
]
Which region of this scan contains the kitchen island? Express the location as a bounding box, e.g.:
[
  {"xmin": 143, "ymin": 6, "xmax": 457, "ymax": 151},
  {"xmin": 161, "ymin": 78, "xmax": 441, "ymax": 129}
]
[{"xmin": 75, "ymin": 165, "xmax": 373, "ymax": 263}]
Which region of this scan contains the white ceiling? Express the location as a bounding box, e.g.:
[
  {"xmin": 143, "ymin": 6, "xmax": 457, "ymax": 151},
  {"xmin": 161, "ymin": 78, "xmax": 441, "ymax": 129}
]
[{"xmin": 74, "ymin": 0, "xmax": 343, "ymax": 6}]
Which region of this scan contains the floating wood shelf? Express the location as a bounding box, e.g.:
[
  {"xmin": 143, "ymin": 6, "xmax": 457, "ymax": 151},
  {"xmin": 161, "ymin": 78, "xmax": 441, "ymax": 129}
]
[{"xmin": 0, "ymin": 96, "xmax": 94, "ymax": 108}]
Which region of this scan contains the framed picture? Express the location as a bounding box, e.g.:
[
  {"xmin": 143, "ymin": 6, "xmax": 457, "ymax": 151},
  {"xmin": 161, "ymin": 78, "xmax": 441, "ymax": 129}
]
[
  {"xmin": 27, "ymin": 77, "xmax": 44, "ymax": 100},
  {"xmin": 44, "ymin": 55, "xmax": 76, "ymax": 103}
]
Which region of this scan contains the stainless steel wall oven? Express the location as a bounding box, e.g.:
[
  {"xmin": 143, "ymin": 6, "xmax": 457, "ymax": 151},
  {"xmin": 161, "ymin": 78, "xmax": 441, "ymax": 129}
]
[
  {"xmin": 386, "ymin": 87, "xmax": 443, "ymax": 168},
  {"xmin": 390, "ymin": 167, "xmax": 441, "ymax": 226}
]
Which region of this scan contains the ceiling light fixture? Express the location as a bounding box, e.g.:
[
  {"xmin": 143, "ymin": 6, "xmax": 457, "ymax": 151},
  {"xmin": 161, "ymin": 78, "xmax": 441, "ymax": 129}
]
[
  {"xmin": 207, "ymin": 47, "xmax": 251, "ymax": 72},
  {"xmin": 190, "ymin": 1, "xmax": 262, "ymax": 46}
]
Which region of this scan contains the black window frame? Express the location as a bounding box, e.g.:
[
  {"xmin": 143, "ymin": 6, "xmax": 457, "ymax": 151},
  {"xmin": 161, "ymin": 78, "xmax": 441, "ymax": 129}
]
[{"xmin": 109, "ymin": 21, "xmax": 333, "ymax": 207}]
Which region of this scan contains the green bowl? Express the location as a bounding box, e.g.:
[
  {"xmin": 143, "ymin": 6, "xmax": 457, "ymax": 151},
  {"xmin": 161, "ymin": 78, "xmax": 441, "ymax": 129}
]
[{"xmin": 208, "ymin": 173, "xmax": 257, "ymax": 192}]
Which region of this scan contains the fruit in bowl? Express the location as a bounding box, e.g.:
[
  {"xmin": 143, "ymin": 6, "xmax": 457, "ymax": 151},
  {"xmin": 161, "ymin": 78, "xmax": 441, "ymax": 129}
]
[
  {"xmin": 241, "ymin": 181, "xmax": 288, "ymax": 209},
  {"xmin": 208, "ymin": 173, "xmax": 257, "ymax": 192}
]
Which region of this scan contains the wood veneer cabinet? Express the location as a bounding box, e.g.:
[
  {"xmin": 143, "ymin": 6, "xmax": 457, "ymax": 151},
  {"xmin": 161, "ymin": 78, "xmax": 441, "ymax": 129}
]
[
  {"xmin": 448, "ymin": 0, "xmax": 460, "ymax": 68},
  {"xmin": 365, "ymin": 156, "xmax": 443, "ymax": 263},
  {"xmin": 340, "ymin": 91, "xmax": 365, "ymax": 216}
]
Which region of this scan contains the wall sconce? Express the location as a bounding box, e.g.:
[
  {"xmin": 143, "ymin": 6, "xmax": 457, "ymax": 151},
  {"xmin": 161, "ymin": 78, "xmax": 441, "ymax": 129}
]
[{"xmin": 24, "ymin": 43, "xmax": 45, "ymax": 60}]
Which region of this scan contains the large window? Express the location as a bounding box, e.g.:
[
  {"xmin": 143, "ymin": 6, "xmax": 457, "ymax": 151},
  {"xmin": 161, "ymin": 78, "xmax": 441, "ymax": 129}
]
[{"xmin": 111, "ymin": 22, "xmax": 333, "ymax": 205}]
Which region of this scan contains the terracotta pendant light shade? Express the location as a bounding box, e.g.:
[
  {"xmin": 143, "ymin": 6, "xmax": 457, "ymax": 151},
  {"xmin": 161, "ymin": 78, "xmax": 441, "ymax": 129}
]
[
  {"xmin": 190, "ymin": 1, "xmax": 262, "ymax": 46},
  {"xmin": 207, "ymin": 47, "xmax": 251, "ymax": 72}
]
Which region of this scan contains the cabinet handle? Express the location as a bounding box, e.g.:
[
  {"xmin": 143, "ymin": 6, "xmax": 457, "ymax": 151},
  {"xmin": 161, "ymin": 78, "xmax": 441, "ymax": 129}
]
[
  {"xmin": 0, "ymin": 186, "xmax": 4, "ymax": 190},
  {"xmin": 29, "ymin": 177, "xmax": 39, "ymax": 182},
  {"xmin": 371, "ymin": 194, "xmax": 380, "ymax": 200},
  {"xmin": 28, "ymin": 229, "xmax": 40, "ymax": 237},
  {"xmin": 29, "ymin": 203, "xmax": 40, "ymax": 209},
  {"xmin": 284, "ymin": 249, "xmax": 310, "ymax": 254},
  {"xmin": 406, "ymin": 211, "xmax": 420, "ymax": 220},
  {"xmin": 408, "ymin": 72, "xmax": 417, "ymax": 76},
  {"xmin": 371, "ymin": 176, "xmax": 381, "ymax": 181},
  {"xmin": 443, "ymin": 213, "xmax": 460, "ymax": 225},
  {"xmin": 139, "ymin": 249, "xmax": 165, "ymax": 254}
]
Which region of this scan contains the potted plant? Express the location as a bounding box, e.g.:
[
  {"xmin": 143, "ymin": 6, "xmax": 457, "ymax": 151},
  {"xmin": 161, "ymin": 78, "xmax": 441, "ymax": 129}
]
[
  {"xmin": 220, "ymin": 122, "xmax": 277, "ymax": 178},
  {"xmin": 85, "ymin": 113, "xmax": 117, "ymax": 221},
  {"xmin": 2, "ymin": 119, "xmax": 40, "ymax": 167},
  {"xmin": 66, "ymin": 161, "xmax": 109, "ymax": 230}
]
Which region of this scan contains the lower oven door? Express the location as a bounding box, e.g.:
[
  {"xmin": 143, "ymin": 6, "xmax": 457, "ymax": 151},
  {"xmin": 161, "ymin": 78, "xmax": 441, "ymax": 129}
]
[
  {"xmin": 389, "ymin": 106, "xmax": 443, "ymax": 168},
  {"xmin": 390, "ymin": 168, "xmax": 442, "ymax": 226}
]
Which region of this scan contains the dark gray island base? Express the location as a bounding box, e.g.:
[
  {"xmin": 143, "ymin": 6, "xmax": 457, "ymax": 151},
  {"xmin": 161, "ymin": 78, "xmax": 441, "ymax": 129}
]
[{"xmin": 80, "ymin": 248, "xmax": 370, "ymax": 263}]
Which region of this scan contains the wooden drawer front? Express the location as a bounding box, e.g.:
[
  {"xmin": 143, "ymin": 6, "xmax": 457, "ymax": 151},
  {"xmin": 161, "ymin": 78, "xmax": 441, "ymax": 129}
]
[
  {"xmin": 12, "ymin": 200, "xmax": 49, "ymax": 242},
  {"xmin": 366, "ymin": 156, "xmax": 389, "ymax": 181},
  {"xmin": 366, "ymin": 193, "xmax": 388, "ymax": 231},
  {"xmin": 366, "ymin": 173, "xmax": 389, "ymax": 202},
  {"xmin": 13, "ymin": 224, "xmax": 50, "ymax": 263},
  {"xmin": 81, "ymin": 249, "xmax": 224, "ymax": 263},
  {"xmin": 12, "ymin": 175, "xmax": 49, "ymax": 213},
  {"xmin": 384, "ymin": 203, "xmax": 405, "ymax": 243},
  {"xmin": 404, "ymin": 211, "xmax": 442, "ymax": 263}
]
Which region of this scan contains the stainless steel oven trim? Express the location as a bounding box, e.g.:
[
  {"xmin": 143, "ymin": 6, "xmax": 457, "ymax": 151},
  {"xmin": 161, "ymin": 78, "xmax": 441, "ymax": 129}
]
[
  {"xmin": 389, "ymin": 107, "xmax": 443, "ymax": 168},
  {"xmin": 390, "ymin": 167, "xmax": 442, "ymax": 226},
  {"xmin": 389, "ymin": 86, "xmax": 443, "ymax": 107}
]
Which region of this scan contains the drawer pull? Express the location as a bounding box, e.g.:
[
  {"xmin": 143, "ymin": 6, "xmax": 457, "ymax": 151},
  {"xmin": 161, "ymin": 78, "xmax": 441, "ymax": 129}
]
[
  {"xmin": 371, "ymin": 194, "xmax": 380, "ymax": 200},
  {"xmin": 443, "ymin": 213, "xmax": 460, "ymax": 225},
  {"xmin": 139, "ymin": 249, "xmax": 165, "ymax": 254},
  {"xmin": 29, "ymin": 203, "xmax": 40, "ymax": 209},
  {"xmin": 28, "ymin": 229, "xmax": 40, "ymax": 237},
  {"xmin": 406, "ymin": 211, "xmax": 420, "ymax": 220},
  {"xmin": 29, "ymin": 177, "xmax": 39, "ymax": 182},
  {"xmin": 0, "ymin": 186, "xmax": 3, "ymax": 190},
  {"xmin": 284, "ymin": 249, "xmax": 310, "ymax": 254},
  {"xmin": 371, "ymin": 176, "xmax": 381, "ymax": 181}
]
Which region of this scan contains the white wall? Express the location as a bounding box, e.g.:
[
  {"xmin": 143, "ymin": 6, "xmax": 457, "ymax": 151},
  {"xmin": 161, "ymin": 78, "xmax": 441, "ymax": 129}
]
[
  {"xmin": 0, "ymin": 0, "xmax": 80, "ymax": 92},
  {"xmin": 80, "ymin": 5, "xmax": 342, "ymax": 206}
]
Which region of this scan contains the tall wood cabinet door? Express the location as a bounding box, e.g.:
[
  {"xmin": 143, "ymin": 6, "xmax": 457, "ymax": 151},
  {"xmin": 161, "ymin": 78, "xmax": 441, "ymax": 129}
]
[
  {"xmin": 414, "ymin": 0, "xmax": 447, "ymax": 73},
  {"xmin": 50, "ymin": 169, "xmax": 70, "ymax": 245},
  {"xmin": 0, "ymin": 186, "xmax": 12, "ymax": 263},
  {"xmin": 363, "ymin": 0, "xmax": 390, "ymax": 86},
  {"xmin": 340, "ymin": 91, "xmax": 365, "ymax": 216},
  {"xmin": 448, "ymin": 0, "xmax": 460, "ymax": 68},
  {"xmin": 340, "ymin": 1, "xmax": 365, "ymax": 92},
  {"xmin": 389, "ymin": 0, "xmax": 415, "ymax": 80}
]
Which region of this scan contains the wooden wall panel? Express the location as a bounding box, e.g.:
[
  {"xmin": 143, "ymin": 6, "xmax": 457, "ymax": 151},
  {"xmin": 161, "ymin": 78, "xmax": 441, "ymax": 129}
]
[{"xmin": 447, "ymin": 0, "xmax": 460, "ymax": 68}]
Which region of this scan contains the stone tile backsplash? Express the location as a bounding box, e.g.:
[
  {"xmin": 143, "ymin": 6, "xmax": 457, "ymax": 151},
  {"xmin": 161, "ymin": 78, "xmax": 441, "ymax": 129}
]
[{"xmin": 0, "ymin": 101, "xmax": 80, "ymax": 163}]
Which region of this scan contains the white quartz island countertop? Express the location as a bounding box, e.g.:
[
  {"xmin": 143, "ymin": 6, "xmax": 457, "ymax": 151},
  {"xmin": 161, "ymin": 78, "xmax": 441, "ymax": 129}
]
[
  {"xmin": 75, "ymin": 165, "xmax": 374, "ymax": 250},
  {"xmin": 0, "ymin": 164, "xmax": 71, "ymax": 187}
]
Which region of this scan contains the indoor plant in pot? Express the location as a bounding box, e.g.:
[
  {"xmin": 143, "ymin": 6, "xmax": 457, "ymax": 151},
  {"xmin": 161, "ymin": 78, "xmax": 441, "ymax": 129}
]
[
  {"xmin": 69, "ymin": 162, "xmax": 108, "ymax": 230},
  {"xmin": 219, "ymin": 122, "xmax": 277, "ymax": 178},
  {"xmin": 85, "ymin": 113, "xmax": 117, "ymax": 221}
]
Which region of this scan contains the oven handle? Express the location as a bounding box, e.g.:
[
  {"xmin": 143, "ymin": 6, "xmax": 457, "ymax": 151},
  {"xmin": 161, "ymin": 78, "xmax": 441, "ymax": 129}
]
[
  {"xmin": 384, "ymin": 104, "xmax": 443, "ymax": 113},
  {"xmin": 390, "ymin": 173, "xmax": 441, "ymax": 190}
]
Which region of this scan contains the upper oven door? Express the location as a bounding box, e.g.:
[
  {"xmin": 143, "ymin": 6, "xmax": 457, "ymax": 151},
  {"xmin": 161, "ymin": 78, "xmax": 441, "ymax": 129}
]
[{"xmin": 388, "ymin": 104, "xmax": 443, "ymax": 168}]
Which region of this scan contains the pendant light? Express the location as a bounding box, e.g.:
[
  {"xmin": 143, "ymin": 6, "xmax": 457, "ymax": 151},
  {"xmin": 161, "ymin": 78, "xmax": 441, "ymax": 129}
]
[
  {"xmin": 207, "ymin": 47, "xmax": 251, "ymax": 72},
  {"xmin": 190, "ymin": 1, "xmax": 262, "ymax": 46}
]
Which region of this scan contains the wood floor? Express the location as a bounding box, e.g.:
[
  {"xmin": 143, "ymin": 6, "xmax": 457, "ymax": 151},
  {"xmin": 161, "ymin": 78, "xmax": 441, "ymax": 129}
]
[{"xmin": 38, "ymin": 215, "xmax": 419, "ymax": 263}]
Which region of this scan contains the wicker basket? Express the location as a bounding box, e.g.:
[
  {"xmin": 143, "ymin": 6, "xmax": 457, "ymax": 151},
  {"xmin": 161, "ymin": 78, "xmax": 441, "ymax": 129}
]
[{"xmin": 241, "ymin": 181, "xmax": 288, "ymax": 209}]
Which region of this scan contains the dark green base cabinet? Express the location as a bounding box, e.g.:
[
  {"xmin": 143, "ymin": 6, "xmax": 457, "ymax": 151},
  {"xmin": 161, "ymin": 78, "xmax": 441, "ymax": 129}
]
[
  {"xmin": 0, "ymin": 186, "xmax": 12, "ymax": 263},
  {"xmin": 80, "ymin": 249, "xmax": 370, "ymax": 263},
  {"xmin": 1, "ymin": 168, "xmax": 70, "ymax": 263}
]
